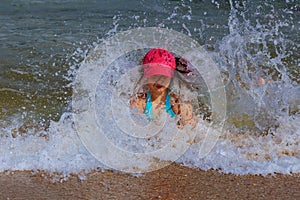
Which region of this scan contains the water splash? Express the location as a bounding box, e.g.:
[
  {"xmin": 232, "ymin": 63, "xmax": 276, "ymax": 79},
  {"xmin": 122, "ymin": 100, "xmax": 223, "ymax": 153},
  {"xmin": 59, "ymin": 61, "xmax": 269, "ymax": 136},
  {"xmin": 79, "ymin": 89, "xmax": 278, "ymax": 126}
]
[
  {"xmin": 0, "ymin": 0, "xmax": 299, "ymax": 178},
  {"xmin": 215, "ymin": 0, "xmax": 299, "ymax": 134}
]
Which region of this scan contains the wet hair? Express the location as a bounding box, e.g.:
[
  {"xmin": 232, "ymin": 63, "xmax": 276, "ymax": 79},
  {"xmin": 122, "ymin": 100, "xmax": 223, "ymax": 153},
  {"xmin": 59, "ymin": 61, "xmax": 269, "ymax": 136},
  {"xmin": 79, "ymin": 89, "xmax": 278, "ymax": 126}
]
[
  {"xmin": 175, "ymin": 57, "xmax": 192, "ymax": 74},
  {"xmin": 175, "ymin": 57, "xmax": 202, "ymax": 91}
]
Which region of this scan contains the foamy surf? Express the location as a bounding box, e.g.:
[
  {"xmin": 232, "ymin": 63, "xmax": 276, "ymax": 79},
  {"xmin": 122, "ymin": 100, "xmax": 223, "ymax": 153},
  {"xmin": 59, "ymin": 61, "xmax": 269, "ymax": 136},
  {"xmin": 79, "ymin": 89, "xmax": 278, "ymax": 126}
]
[{"xmin": 1, "ymin": 112, "xmax": 299, "ymax": 178}]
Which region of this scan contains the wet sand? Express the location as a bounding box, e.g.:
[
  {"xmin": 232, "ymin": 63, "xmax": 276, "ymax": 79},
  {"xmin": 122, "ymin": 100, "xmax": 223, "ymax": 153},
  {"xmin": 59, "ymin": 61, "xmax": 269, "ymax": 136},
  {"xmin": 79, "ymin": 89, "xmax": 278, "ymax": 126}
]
[{"xmin": 0, "ymin": 164, "xmax": 299, "ymax": 200}]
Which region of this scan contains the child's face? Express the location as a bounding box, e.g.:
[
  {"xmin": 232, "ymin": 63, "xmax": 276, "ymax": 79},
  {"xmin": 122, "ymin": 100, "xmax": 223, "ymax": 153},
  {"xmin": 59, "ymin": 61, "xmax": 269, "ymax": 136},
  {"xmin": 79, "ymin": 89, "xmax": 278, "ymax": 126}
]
[{"xmin": 148, "ymin": 75, "xmax": 171, "ymax": 92}]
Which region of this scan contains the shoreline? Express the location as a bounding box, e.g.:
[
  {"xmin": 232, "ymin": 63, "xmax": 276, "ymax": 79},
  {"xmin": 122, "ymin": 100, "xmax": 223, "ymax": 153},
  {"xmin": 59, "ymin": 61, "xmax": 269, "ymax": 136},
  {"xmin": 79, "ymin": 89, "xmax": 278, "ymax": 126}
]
[{"xmin": 1, "ymin": 164, "xmax": 299, "ymax": 199}]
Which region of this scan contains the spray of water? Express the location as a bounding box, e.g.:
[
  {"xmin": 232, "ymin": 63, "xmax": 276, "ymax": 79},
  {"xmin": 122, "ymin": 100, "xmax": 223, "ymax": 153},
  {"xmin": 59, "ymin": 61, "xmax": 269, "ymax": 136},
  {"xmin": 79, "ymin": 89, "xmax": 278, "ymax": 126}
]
[{"xmin": 0, "ymin": 1, "xmax": 299, "ymax": 179}]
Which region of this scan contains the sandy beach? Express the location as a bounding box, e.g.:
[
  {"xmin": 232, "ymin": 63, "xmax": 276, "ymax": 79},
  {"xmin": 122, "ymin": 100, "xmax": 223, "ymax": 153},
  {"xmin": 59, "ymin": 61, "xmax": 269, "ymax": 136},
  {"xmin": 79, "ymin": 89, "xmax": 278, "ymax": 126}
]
[{"xmin": 1, "ymin": 164, "xmax": 299, "ymax": 200}]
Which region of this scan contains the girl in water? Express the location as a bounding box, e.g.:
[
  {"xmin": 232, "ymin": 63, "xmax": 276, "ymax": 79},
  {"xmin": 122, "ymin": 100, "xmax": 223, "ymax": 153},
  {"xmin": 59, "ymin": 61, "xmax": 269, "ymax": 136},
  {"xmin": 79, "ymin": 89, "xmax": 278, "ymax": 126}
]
[{"xmin": 130, "ymin": 48, "xmax": 198, "ymax": 128}]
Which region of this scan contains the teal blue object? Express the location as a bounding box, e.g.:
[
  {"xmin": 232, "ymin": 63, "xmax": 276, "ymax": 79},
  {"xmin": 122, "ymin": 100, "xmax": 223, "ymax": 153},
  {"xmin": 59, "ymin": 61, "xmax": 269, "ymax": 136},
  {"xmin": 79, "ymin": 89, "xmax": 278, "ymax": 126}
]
[{"xmin": 144, "ymin": 91, "xmax": 177, "ymax": 121}]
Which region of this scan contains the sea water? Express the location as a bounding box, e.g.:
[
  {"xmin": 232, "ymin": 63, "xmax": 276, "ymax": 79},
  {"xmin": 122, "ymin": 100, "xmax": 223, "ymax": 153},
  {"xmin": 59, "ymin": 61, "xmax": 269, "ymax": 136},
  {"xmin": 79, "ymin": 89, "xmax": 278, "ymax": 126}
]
[{"xmin": 0, "ymin": 0, "xmax": 299, "ymax": 177}]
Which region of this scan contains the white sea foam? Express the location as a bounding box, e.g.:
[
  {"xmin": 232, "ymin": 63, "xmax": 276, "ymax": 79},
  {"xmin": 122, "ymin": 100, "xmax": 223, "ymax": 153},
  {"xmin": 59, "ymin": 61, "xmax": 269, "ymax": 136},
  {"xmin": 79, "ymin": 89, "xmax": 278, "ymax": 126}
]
[
  {"xmin": 180, "ymin": 115, "xmax": 300, "ymax": 175},
  {"xmin": 0, "ymin": 113, "xmax": 104, "ymax": 177},
  {"xmin": 0, "ymin": 112, "xmax": 299, "ymax": 177}
]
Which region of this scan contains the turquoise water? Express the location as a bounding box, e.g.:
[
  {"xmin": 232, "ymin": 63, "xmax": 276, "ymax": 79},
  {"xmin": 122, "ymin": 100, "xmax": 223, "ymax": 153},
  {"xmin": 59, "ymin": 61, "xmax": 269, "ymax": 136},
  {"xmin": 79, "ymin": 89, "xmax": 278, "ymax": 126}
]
[{"xmin": 0, "ymin": 0, "xmax": 299, "ymax": 176}]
